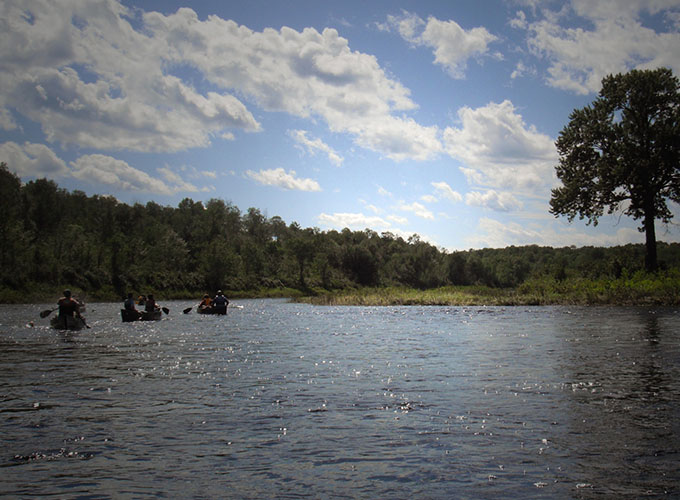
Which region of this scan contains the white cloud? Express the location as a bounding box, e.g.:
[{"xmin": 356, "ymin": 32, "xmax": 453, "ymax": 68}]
[
  {"xmin": 0, "ymin": 141, "xmax": 204, "ymax": 195},
  {"xmin": 0, "ymin": 1, "xmax": 441, "ymax": 161},
  {"xmin": 385, "ymin": 11, "xmax": 498, "ymax": 78},
  {"xmin": 147, "ymin": 8, "xmax": 439, "ymax": 161},
  {"xmin": 158, "ymin": 166, "xmax": 204, "ymax": 193},
  {"xmin": 0, "ymin": 2, "xmax": 261, "ymax": 153},
  {"xmin": 397, "ymin": 201, "xmax": 435, "ymax": 220},
  {"xmin": 245, "ymin": 167, "xmax": 322, "ymax": 192},
  {"xmin": 431, "ymin": 181, "xmax": 463, "ymax": 203},
  {"xmin": 466, "ymin": 216, "xmax": 647, "ymax": 248},
  {"xmin": 521, "ymin": 1, "xmax": 680, "ymax": 94},
  {"xmin": 510, "ymin": 61, "xmax": 536, "ymax": 79},
  {"xmin": 317, "ymin": 212, "xmax": 392, "ymax": 230},
  {"xmin": 465, "ymin": 190, "xmax": 523, "ymax": 212},
  {"xmin": 70, "ymin": 154, "xmax": 180, "ymax": 195},
  {"xmin": 289, "ymin": 129, "xmax": 343, "ymax": 166},
  {"xmin": 377, "ymin": 185, "xmax": 392, "ymax": 197},
  {"xmin": 316, "ymin": 211, "xmax": 431, "ymax": 244},
  {"xmin": 0, "ymin": 141, "xmax": 69, "ymax": 177},
  {"xmin": 443, "ymin": 100, "xmax": 557, "ymax": 192},
  {"xmin": 387, "ymin": 214, "xmax": 409, "ymax": 225}
]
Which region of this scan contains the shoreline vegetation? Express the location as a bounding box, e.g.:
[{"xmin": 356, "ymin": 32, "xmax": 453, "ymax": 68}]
[
  {"xmin": 2, "ymin": 166, "xmax": 680, "ymax": 308},
  {"xmin": 297, "ymin": 275, "xmax": 680, "ymax": 306},
  {"xmin": 5, "ymin": 270, "xmax": 679, "ymax": 306}
]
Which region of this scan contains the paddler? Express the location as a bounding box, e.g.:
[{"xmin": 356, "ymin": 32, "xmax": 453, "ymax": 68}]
[
  {"xmin": 57, "ymin": 290, "xmax": 81, "ymax": 328},
  {"xmin": 198, "ymin": 294, "xmax": 212, "ymax": 312},
  {"xmin": 212, "ymin": 290, "xmax": 229, "ymax": 315}
]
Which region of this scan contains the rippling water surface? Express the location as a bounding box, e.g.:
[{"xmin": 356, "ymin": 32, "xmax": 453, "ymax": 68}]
[{"xmin": 1, "ymin": 300, "xmax": 679, "ymax": 498}]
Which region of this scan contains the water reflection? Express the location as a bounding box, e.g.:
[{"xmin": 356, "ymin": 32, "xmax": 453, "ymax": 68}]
[
  {"xmin": 0, "ymin": 302, "xmax": 678, "ymax": 498},
  {"xmin": 560, "ymin": 308, "xmax": 679, "ymax": 497}
]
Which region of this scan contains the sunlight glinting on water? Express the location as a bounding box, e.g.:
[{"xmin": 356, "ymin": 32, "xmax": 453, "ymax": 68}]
[{"xmin": 0, "ymin": 300, "xmax": 679, "ymax": 498}]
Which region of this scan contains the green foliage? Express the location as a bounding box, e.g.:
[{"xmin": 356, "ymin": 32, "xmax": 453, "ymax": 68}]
[
  {"xmin": 551, "ymin": 68, "xmax": 680, "ymax": 271},
  {"xmin": 0, "ymin": 161, "xmax": 679, "ymax": 304}
]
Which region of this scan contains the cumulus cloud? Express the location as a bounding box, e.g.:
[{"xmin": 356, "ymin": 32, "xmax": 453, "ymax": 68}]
[
  {"xmin": 0, "ymin": 1, "xmax": 440, "ymax": 161},
  {"xmin": 0, "ymin": 139, "xmax": 214, "ymax": 195},
  {"xmin": 517, "ymin": 1, "xmax": 680, "ymax": 94},
  {"xmin": 465, "ymin": 190, "xmax": 523, "ymax": 212},
  {"xmin": 317, "ymin": 212, "xmax": 392, "ymax": 230},
  {"xmin": 0, "ymin": 141, "xmax": 69, "ymax": 177},
  {"xmin": 397, "ymin": 201, "xmax": 435, "ymax": 220},
  {"xmin": 0, "ymin": 1, "xmax": 260, "ymax": 153},
  {"xmin": 146, "ymin": 8, "xmax": 439, "ymax": 161},
  {"xmin": 431, "ymin": 181, "xmax": 463, "ymax": 203},
  {"xmin": 443, "ymin": 100, "xmax": 557, "ymax": 192},
  {"xmin": 466, "ymin": 216, "xmax": 646, "ymax": 248},
  {"xmin": 387, "ymin": 214, "xmax": 409, "ymax": 225},
  {"xmin": 158, "ymin": 166, "xmax": 205, "ymax": 193},
  {"xmin": 384, "ymin": 11, "xmax": 498, "ymax": 78},
  {"xmin": 245, "ymin": 168, "xmax": 322, "ymax": 192},
  {"xmin": 289, "ymin": 129, "xmax": 343, "ymax": 166},
  {"xmin": 70, "ymin": 154, "xmax": 191, "ymax": 195}
]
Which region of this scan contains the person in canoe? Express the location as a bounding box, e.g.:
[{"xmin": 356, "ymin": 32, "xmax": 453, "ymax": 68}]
[
  {"xmin": 122, "ymin": 292, "xmax": 142, "ymax": 321},
  {"xmin": 198, "ymin": 294, "xmax": 212, "ymax": 313},
  {"xmin": 56, "ymin": 289, "xmax": 84, "ymax": 329},
  {"xmin": 212, "ymin": 290, "xmax": 229, "ymax": 315},
  {"xmin": 145, "ymin": 294, "xmax": 160, "ymax": 313}
]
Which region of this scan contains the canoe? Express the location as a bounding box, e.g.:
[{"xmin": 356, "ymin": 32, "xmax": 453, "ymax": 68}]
[
  {"xmin": 121, "ymin": 309, "xmax": 141, "ymax": 322},
  {"xmin": 197, "ymin": 305, "xmax": 227, "ymax": 315},
  {"xmin": 141, "ymin": 310, "xmax": 162, "ymax": 321},
  {"xmin": 121, "ymin": 309, "xmax": 162, "ymax": 322},
  {"xmin": 51, "ymin": 315, "xmax": 87, "ymax": 331}
]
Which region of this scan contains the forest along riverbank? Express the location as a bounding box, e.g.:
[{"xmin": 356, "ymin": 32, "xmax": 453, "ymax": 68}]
[{"xmin": 297, "ymin": 275, "xmax": 680, "ymax": 306}]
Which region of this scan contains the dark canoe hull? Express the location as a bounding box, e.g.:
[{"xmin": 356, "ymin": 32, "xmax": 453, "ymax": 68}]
[
  {"xmin": 51, "ymin": 315, "xmax": 86, "ymax": 331},
  {"xmin": 141, "ymin": 310, "xmax": 162, "ymax": 321},
  {"xmin": 197, "ymin": 305, "xmax": 227, "ymax": 315},
  {"xmin": 121, "ymin": 309, "xmax": 141, "ymax": 322},
  {"xmin": 121, "ymin": 309, "xmax": 162, "ymax": 322}
]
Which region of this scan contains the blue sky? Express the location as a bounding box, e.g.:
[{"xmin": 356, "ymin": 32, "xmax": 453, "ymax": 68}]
[{"xmin": 2, "ymin": 0, "xmax": 680, "ymax": 250}]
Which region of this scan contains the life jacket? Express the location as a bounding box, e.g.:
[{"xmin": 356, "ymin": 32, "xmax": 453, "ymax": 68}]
[
  {"xmin": 58, "ymin": 297, "xmax": 78, "ymax": 317},
  {"xmin": 213, "ymin": 295, "xmax": 228, "ymax": 306}
]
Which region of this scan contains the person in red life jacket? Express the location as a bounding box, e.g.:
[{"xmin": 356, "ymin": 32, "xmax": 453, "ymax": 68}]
[
  {"xmin": 198, "ymin": 294, "xmax": 212, "ymax": 313},
  {"xmin": 57, "ymin": 290, "xmax": 81, "ymax": 328}
]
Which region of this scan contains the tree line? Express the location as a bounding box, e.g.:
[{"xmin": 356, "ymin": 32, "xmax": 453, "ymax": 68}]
[{"xmin": 1, "ymin": 162, "xmax": 679, "ymax": 302}]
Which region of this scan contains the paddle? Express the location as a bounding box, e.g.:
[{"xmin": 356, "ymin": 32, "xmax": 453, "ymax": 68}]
[
  {"xmin": 183, "ymin": 306, "xmax": 194, "ymax": 314},
  {"xmin": 162, "ymin": 307, "xmax": 170, "ymax": 315},
  {"xmin": 40, "ymin": 308, "xmax": 57, "ymax": 318},
  {"xmin": 77, "ymin": 313, "xmax": 91, "ymax": 329}
]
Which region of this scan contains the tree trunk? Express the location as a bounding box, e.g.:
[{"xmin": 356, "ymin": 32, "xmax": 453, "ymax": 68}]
[{"xmin": 643, "ymin": 209, "xmax": 658, "ymax": 272}]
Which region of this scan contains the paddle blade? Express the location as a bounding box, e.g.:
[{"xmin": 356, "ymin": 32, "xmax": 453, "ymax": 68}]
[
  {"xmin": 183, "ymin": 307, "xmax": 192, "ymax": 314},
  {"xmin": 162, "ymin": 307, "xmax": 170, "ymax": 315},
  {"xmin": 40, "ymin": 309, "xmax": 55, "ymax": 318}
]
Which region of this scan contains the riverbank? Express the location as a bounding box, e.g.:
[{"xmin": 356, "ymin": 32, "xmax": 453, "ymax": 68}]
[
  {"xmin": 3, "ymin": 270, "xmax": 678, "ymax": 306},
  {"xmin": 298, "ymin": 272, "xmax": 680, "ymax": 306}
]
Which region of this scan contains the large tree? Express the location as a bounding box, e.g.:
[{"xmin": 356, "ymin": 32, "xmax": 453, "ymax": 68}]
[{"xmin": 550, "ymin": 68, "xmax": 680, "ymax": 271}]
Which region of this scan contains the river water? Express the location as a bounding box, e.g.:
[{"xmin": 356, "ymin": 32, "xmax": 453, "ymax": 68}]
[{"xmin": 1, "ymin": 300, "xmax": 679, "ymax": 499}]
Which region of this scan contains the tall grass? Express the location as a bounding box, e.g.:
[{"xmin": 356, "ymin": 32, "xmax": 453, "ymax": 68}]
[{"xmin": 299, "ymin": 270, "xmax": 680, "ymax": 306}]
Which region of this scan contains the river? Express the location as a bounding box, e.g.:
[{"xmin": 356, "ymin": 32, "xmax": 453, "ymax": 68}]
[{"xmin": 1, "ymin": 300, "xmax": 679, "ymax": 498}]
